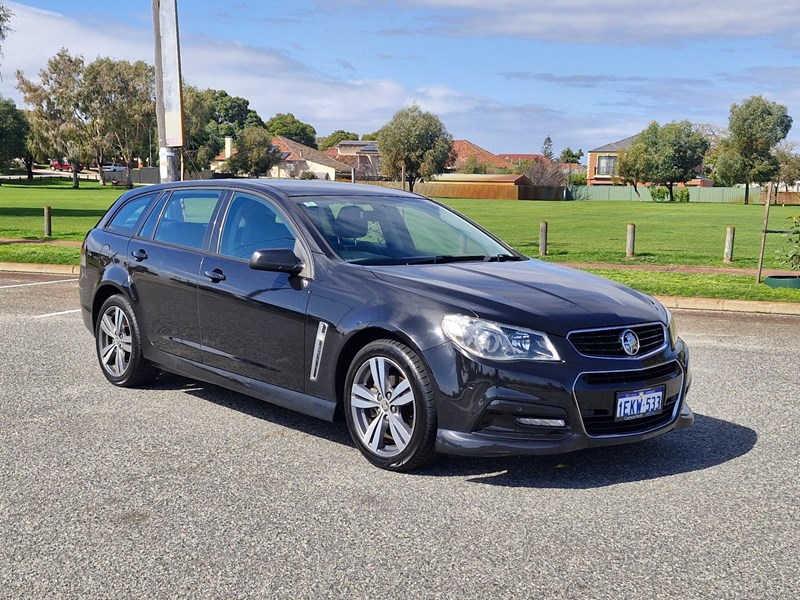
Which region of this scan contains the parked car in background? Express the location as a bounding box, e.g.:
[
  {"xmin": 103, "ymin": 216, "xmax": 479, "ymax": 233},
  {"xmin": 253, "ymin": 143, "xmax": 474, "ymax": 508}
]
[
  {"xmin": 79, "ymin": 180, "xmax": 694, "ymax": 471},
  {"xmin": 50, "ymin": 159, "xmax": 82, "ymax": 172},
  {"xmin": 101, "ymin": 163, "xmax": 128, "ymax": 173}
]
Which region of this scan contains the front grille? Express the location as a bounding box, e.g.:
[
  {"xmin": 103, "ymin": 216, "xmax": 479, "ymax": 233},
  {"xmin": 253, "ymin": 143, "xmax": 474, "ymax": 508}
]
[
  {"xmin": 568, "ymin": 323, "xmax": 666, "ymax": 358},
  {"xmin": 581, "ymin": 362, "xmax": 679, "ymax": 386}
]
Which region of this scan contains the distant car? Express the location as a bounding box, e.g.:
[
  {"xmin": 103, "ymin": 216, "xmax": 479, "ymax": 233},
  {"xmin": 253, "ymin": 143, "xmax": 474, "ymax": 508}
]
[
  {"xmin": 79, "ymin": 180, "xmax": 694, "ymax": 471},
  {"xmin": 50, "ymin": 159, "xmax": 82, "ymax": 172},
  {"xmin": 101, "ymin": 163, "xmax": 128, "ymax": 173}
]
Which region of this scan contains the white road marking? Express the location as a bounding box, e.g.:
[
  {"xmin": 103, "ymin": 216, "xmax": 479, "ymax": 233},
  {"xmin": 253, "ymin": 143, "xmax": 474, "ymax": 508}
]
[
  {"xmin": 0, "ymin": 278, "xmax": 78, "ymax": 289},
  {"xmin": 33, "ymin": 309, "xmax": 81, "ymax": 319}
]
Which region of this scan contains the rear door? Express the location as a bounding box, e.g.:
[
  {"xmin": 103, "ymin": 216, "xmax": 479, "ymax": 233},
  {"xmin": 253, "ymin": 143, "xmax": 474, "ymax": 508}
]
[
  {"xmin": 198, "ymin": 190, "xmax": 310, "ymax": 391},
  {"xmin": 128, "ymin": 188, "xmax": 225, "ymax": 363}
]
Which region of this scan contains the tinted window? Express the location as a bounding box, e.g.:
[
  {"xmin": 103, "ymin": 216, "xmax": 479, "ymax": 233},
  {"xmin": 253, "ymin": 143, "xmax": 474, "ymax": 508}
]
[
  {"xmin": 153, "ymin": 190, "xmax": 223, "ymax": 250},
  {"xmin": 107, "ymin": 193, "xmax": 158, "ymax": 234},
  {"xmin": 219, "ymin": 193, "xmax": 296, "ymax": 259},
  {"xmin": 297, "ymin": 196, "xmax": 509, "ymax": 264}
]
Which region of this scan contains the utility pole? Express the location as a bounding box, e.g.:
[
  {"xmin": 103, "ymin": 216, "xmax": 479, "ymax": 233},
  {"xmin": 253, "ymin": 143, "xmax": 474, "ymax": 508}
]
[{"xmin": 152, "ymin": 0, "xmax": 184, "ymax": 182}]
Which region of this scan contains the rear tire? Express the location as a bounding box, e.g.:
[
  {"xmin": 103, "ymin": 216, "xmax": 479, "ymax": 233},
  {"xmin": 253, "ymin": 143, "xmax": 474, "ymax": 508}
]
[
  {"xmin": 95, "ymin": 295, "xmax": 158, "ymax": 387},
  {"xmin": 344, "ymin": 339, "xmax": 438, "ymax": 471}
]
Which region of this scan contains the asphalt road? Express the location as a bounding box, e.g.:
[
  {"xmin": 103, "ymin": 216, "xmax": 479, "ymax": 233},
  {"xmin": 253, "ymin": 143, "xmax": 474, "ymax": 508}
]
[{"xmin": 1, "ymin": 272, "xmax": 798, "ymax": 599}]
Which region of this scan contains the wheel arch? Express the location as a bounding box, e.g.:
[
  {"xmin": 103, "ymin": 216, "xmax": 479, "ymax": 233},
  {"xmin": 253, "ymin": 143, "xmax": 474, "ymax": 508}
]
[
  {"xmin": 91, "ymin": 282, "xmax": 129, "ymax": 330},
  {"xmin": 333, "ymin": 326, "xmax": 426, "ymax": 420}
]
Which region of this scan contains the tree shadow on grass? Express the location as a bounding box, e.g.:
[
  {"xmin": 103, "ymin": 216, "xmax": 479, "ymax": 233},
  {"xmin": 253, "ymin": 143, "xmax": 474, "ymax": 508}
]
[{"xmin": 150, "ymin": 373, "xmax": 755, "ymax": 488}]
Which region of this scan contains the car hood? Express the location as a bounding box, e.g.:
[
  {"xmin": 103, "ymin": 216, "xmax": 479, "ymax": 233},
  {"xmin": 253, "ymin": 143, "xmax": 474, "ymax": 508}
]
[{"xmin": 369, "ymin": 259, "xmax": 663, "ymax": 337}]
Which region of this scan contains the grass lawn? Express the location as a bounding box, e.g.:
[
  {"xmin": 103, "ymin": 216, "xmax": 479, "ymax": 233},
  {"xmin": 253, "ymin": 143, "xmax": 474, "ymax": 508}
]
[
  {"xmin": 1, "ymin": 181, "xmax": 798, "ymax": 303},
  {"xmin": 0, "ymin": 179, "xmax": 126, "ymax": 241},
  {"xmin": 443, "ymin": 198, "xmax": 797, "ymax": 270}
]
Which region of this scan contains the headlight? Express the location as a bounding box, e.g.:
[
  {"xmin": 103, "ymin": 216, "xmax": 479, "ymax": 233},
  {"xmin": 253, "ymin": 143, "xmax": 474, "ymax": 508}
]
[
  {"xmin": 442, "ymin": 314, "xmax": 560, "ymax": 362},
  {"xmin": 666, "ymin": 308, "xmax": 679, "ymax": 348}
]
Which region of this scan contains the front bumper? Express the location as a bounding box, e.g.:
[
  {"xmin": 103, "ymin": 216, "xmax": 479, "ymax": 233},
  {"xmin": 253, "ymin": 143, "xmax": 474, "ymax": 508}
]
[{"xmin": 424, "ymin": 338, "xmax": 693, "ymax": 457}]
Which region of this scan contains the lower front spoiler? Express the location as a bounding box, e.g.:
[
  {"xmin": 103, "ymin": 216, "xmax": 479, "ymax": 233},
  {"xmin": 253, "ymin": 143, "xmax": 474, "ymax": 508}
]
[{"xmin": 435, "ymin": 402, "xmax": 695, "ymax": 457}]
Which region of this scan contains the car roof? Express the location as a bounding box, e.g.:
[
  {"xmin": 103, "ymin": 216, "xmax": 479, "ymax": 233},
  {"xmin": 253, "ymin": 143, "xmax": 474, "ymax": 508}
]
[{"xmin": 136, "ymin": 179, "xmax": 421, "ymax": 199}]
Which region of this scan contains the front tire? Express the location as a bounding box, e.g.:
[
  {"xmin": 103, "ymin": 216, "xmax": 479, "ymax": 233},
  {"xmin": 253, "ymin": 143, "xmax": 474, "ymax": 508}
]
[
  {"xmin": 95, "ymin": 295, "xmax": 157, "ymax": 387},
  {"xmin": 344, "ymin": 339, "xmax": 438, "ymax": 471}
]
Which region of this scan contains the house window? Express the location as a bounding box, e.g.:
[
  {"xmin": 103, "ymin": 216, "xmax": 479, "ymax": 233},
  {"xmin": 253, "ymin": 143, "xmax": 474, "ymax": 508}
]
[{"xmin": 597, "ymin": 155, "xmax": 617, "ymax": 177}]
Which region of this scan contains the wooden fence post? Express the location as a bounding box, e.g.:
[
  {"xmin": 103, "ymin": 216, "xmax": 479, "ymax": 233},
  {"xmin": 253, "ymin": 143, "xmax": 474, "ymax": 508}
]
[
  {"xmin": 44, "ymin": 206, "xmax": 52, "ymax": 237},
  {"xmin": 626, "ymin": 223, "xmax": 635, "ymax": 258},
  {"xmin": 539, "ymin": 221, "xmax": 548, "ymax": 256},
  {"xmin": 724, "ymin": 226, "xmax": 735, "ymax": 263}
]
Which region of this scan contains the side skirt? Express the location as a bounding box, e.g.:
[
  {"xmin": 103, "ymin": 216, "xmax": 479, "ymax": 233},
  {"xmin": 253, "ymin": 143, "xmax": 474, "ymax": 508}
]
[{"xmin": 147, "ymin": 347, "xmax": 337, "ymax": 422}]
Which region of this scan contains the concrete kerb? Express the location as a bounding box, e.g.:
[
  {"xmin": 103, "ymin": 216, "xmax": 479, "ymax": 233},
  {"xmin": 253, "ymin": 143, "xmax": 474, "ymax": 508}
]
[
  {"xmin": 1, "ymin": 261, "xmax": 798, "ymax": 315},
  {"xmin": 0, "ymin": 262, "xmax": 80, "ymax": 275}
]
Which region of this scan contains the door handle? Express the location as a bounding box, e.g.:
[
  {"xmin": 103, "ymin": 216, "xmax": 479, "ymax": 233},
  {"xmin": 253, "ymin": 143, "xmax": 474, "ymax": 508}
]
[
  {"xmin": 131, "ymin": 249, "xmax": 148, "ymax": 261},
  {"xmin": 203, "ymin": 268, "xmax": 226, "ymax": 282}
]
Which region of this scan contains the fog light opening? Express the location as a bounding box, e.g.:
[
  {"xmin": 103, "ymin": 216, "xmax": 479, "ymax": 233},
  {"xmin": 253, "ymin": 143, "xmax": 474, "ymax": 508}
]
[{"xmin": 516, "ymin": 417, "xmax": 566, "ymax": 428}]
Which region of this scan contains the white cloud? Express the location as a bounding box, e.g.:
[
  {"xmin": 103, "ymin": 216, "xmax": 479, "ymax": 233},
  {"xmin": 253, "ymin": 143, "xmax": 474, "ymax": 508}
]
[
  {"xmin": 0, "ymin": 2, "xmax": 409, "ymax": 136},
  {"xmin": 359, "ymin": 0, "xmax": 800, "ymax": 44}
]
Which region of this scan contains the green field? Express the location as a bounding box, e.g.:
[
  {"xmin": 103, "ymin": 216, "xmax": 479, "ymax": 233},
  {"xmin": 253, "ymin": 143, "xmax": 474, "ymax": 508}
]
[
  {"xmin": 0, "ymin": 179, "xmax": 125, "ymax": 241},
  {"xmin": 1, "ymin": 180, "xmax": 798, "ymax": 302},
  {"xmin": 445, "ymin": 198, "xmax": 796, "ymax": 270}
]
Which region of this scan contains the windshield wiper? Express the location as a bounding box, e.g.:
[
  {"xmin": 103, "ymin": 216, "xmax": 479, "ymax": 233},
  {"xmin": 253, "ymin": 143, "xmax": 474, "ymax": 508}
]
[{"xmin": 350, "ymin": 254, "xmax": 523, "ymax": 266}]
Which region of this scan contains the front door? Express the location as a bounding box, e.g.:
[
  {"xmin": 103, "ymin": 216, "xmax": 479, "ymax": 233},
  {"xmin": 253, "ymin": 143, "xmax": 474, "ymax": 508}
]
[{"xmin": 198, "ymin": 191, "xmax": 309, "ymax": 391}]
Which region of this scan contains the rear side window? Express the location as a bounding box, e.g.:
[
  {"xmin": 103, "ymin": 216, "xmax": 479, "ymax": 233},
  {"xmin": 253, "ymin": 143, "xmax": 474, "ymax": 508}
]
[
  {"xmin": 153, "ymin": 190, "xmax": 223, "ymax": 250},
  {"xmin": 106, "ymin": 193, "xmax": 159, "ymax": 234}
]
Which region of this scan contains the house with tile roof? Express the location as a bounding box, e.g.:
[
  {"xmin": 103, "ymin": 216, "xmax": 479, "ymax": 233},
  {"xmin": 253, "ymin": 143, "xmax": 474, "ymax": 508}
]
[
  {"xmin": 269, "ymin": 135, "xmax": 353, "ymax": 180},
  {"xmin": 447, "ymin": 140, "xmax": 514, "ymax": 172},
  {"xmin": 586, "ymin": 135, "xmax": 638, "ymax": 186},
  {"xmin": 587, "ymin": 134, "xmax": 712, "ymax": 187},
  {"xmin": 323, "ymin": 139, "xmax": 381, "ymax": 179},
  {"xmin": 211, "ymin": 135, "xmax": 353, "ymax": 180}
]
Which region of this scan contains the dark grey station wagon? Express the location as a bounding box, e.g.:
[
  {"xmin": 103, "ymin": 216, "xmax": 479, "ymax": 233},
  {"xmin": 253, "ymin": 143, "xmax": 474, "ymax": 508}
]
[{"xmin": 80, "ymin": 180, "xmax": 693, "ymax": 471}]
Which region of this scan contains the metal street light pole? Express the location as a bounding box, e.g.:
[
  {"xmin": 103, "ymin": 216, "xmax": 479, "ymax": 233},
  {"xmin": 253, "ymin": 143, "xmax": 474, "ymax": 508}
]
[{"xmin": 152, "ymin": 0, "xmax": 184, "ymax": 183}]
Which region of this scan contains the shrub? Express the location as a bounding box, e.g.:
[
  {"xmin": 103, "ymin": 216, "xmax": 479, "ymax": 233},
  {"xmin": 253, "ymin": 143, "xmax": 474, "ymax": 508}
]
[
  {"xmin": 674, "ymin": 188, "xmax": 690, "ymax": 203},
  {"xmin": 777, "ymin": 215, "xmax": 800, "ymax": 271},
  {"xmin": 649, "ymin": 186, "xmax": 669, "ymax": 202},
  {"xmin": 299, "ymin": 171, "xmax": 318, "ymax": 180}
]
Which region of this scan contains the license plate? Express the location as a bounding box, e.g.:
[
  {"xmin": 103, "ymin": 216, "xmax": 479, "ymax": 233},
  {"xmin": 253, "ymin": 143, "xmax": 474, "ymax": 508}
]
[{"xmin": 615, "ymin": 387, "xmax": 664, "ymax": 421}]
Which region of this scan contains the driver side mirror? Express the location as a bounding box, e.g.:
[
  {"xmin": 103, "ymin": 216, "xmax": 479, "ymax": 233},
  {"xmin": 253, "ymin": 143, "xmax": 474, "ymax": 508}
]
[{"xmin": 249, "ymin": 249, "xmax": 305, "ymax": 275}]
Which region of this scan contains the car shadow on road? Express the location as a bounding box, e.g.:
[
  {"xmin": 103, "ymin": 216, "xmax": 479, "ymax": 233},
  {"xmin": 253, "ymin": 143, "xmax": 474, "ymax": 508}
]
[
  {"xmin": 425, "ymin": 414, "xmax": 757, "ymax": 488},
  {"xmin": 153, "ymin": 374, "xmax": 756, "ymax": 488}
]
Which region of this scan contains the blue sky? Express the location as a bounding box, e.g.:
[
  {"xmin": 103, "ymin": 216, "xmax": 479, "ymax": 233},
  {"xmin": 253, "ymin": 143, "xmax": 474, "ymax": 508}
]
[{"xmin": 2, "ymin": 0, "xmax": 800, "ymax": 155}]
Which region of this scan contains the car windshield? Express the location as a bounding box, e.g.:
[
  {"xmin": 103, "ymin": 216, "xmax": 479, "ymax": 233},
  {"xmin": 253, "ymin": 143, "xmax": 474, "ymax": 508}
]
[{"xmin": 295, "ymin": 195, "xmax": 520, "ymax": 265}]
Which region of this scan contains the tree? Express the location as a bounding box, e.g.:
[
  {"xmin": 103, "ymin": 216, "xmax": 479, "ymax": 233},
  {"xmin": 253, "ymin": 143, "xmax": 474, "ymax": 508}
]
[
  {"xmin": 361, "ymin": 131, "xmax": 379, "ymax": 141},
  {"xmin": 618, "ymin": 121, "xmax": 709, "ymax": 202},
  {"xmin": 226, "ymin": 126, "xmax": 281, "ymax": 177},
  {"xmin": 264, "ymin": 113, "xmax": 317, "ymax": 148},
  {"xmin": 458, "ymin": 155, "xmax": 487, "ymax": 174},
  {"xmin": 182, "ymin": 85, "xmax": 223, "ymax": 171},
  {"xmin": 775, "ymin": 143, "xmax": 800, "ymax": 192},
  {"xmin": 80, "ymin": 57, "xmax": 155, "ymax": 183},
  {"xmin": 541, "ymin": 135, "xmax": 554, "ymax": 161},
  {"xmin": 0, "ymin": 2, "xmax": 11, "ymax": 66},
  {"xmin": 559, "ymin": 147, "xmax": 583, "ymax": 164},
  {"xmin": 714, "ymin": 96, "xmax": 792, "ymax": 204},
  {"xmin": 519, "ymin": 157, "xmax": 564, "ymax": 187},
  {"xmin": 376, "ymin": 105, "xmax": 453, "ymax": 193},
  {"xmin": 0, "ymin": 97, "xmax": 29, "ymax": 183},
  {"xmin": 16, "ymin": 48, "xmax": 89, "ymax": 188},
  {"xmin": 318, "ymin": 129, "xmax": 358, "ymax": 150}
]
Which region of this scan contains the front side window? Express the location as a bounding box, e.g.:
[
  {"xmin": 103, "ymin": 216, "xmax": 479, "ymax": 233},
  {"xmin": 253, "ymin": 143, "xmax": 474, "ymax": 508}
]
[
  {"xmin": 219, "ymin": 192, "xmax": 297, "ymax": 259},
  {"xmin": 296, "ymin": 195, "xmax": 516, "ymax": 265},
  {"xmin": 153, "ymin": 190, "xmax": 223, "ymax": 250}
]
